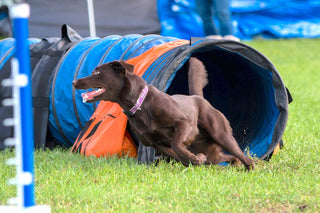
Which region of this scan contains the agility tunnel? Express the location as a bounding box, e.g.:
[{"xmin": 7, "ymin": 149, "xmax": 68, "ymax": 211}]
[
  {"xmin": 48, "ymin": 34, "xmax": 291, "ymax": 160},
  {"xmin": 0, "ymin": 31, "xmax": 291, "ymax": 160}
]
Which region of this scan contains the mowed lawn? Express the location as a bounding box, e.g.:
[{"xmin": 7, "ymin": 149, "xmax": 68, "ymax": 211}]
[{"xmin": 1, "ymin": 38, "xmax": 320, "ymax": 213}]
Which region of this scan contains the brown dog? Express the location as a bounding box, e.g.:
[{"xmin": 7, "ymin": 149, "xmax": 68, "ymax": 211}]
[{"xmin": 72, "ymin": 59, "xmax": 254, "ymax": 170}]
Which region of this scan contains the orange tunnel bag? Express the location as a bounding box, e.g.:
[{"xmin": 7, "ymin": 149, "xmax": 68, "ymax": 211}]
[{"xmin": 71, "ymin": 102, "xmax": 137, "ymax": 158}]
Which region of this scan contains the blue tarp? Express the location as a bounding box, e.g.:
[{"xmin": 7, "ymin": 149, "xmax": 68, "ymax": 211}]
[{"xmin": 158, "ymin": 0, "xmax": 320, "ymax": 40}]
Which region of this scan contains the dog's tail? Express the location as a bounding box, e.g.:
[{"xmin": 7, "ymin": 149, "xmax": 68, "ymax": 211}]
[{"xmin": 188, "ymin": 57, "xmax": 208, "ymax": 97}]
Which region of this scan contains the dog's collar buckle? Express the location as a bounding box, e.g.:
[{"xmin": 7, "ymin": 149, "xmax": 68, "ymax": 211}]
[{"xmin": 127, "ymin": 85, "xmax": 148, "ymax": 116}]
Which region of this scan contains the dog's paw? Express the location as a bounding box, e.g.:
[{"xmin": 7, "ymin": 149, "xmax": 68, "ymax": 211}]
[
  {"xmin": 196, "ymin": 153, "xmax": 207, "ymax": 164},
  {"xmin": 244, "ymin": 158, "xmax": 255, "ymax": 171}
]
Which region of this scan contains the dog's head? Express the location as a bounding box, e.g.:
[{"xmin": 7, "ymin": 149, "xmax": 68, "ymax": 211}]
[{"xmin": 72, "ymin": 60, "xmax": 134, "ymax": 103}]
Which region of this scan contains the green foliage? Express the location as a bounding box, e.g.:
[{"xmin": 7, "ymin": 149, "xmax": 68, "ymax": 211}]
[{"xmin": 1, "ymin": 38, "xmax": 320, "ymax": 212}]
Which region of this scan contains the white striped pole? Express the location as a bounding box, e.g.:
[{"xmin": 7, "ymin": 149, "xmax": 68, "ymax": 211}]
[{"xmin": 87, "ymin": 0, "xmax": 96, "ymax": 37}]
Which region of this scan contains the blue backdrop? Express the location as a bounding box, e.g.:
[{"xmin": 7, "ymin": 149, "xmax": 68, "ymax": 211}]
[{"xmin": 158, "ymin": 0, "xmax": 320, "ymax": 40}]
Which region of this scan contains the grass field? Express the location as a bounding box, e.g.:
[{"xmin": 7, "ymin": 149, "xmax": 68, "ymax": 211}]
[{"xmin": 1, "ymin": 38, "xmax": 320, "ymax": 212}]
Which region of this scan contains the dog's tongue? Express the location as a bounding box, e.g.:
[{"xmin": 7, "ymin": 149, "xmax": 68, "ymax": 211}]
[{"xmin": 81, "ymin": 88, "xmax": 105, "ymax": 103}]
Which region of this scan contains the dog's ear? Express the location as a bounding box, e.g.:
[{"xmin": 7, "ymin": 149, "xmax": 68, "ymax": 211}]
[
  {"xmin": 120, "ymin": 60, "xmax": 134, "ymax": 73},
  {"xmin": 109, "ymin": 61, "xmax": 126, "ymax": 74},
  {"xmin": 109, "ymin": 60, "xmax": 134, "ymax": 75}
]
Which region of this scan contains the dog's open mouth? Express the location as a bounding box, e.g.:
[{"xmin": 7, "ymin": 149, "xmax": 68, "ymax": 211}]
[{"xmin": 81, "ymin": 88, "xmax": 106, "ymax": 103}]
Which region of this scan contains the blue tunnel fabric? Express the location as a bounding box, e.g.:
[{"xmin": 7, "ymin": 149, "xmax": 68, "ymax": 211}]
[
  {"xmin": 0, "ymin": 38, "xmax": 15, "ymax": 69},
  {"xmin": 50, "ymin": 37, "xmax": 100, "ymax": 146},
  {"xmin": 48, "ymin": 35, "xmax": 289, "ymax": 160},
  {"xmin": 0, "ymin": 38, "xmax": 40, "ymax": 69}
]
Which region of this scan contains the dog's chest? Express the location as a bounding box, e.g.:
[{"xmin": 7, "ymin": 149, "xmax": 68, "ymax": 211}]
[{"xmin": 129, "ymin": 119, "xmax": 175, "ymax": 146}]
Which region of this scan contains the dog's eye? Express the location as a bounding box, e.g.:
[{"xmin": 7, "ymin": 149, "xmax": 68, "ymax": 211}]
[{"xmin": 92, "ymin": 70, "xmax": 100, "ymax": 75}]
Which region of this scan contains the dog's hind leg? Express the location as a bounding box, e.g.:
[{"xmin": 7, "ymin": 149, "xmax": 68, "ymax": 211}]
[
  {"xmin": 199, "ymin": 110, "xmax": 254, "ymax": 170},
  {"xmin": 210, "ymin": 132, "xmax": 254, "ymax": 170},
  {"xmin": 204, "ymin": 144, "xmax": 242, "ymax": 166},
  {"xmin": 206, "ymin": 152, "xmax": 242, "ymax": 166}
]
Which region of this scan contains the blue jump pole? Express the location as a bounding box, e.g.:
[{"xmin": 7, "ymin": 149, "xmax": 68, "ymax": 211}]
[
  {"xmin": 11, "ymin": 3, "xmax": 35, "ymax": 208},
  {"xmin": 0, "ymin": 2, "xmax": 50, "ymax": 212}
]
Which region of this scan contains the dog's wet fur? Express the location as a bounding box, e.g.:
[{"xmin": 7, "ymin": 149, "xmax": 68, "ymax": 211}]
[{"xmin": 72, "ymin": 58, "xmax": 254, "ymax": 170}]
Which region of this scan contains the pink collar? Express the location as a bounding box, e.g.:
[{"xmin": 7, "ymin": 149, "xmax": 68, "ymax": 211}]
[{"xmin": 128, "ymin": 85, "xmax": 149, "ymax": 116}]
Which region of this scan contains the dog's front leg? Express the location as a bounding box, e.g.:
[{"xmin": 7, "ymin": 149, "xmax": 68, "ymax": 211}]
[
  {"xmin": 152, "ymin": 144, "xmax": 181, "ymax": 162},
  {"xmin": 172, "ymin": 121, "xmax": 207, "ymax": 166}
]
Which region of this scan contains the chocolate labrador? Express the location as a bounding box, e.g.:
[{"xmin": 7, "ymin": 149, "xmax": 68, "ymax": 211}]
[{"xmin": 72, "ymin": 58, "xmax": 254, "ymax": 170}]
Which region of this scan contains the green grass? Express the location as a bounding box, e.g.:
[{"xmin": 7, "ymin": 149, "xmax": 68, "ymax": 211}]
[{"xmin": 1, "ymin": 38, "xmax": 320, "ymax": 212}]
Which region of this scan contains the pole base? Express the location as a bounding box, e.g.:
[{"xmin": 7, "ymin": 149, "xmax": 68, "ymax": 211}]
[{"xmin": 0, "ymin": 205, "xmax": 51, "ymax": 213}]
